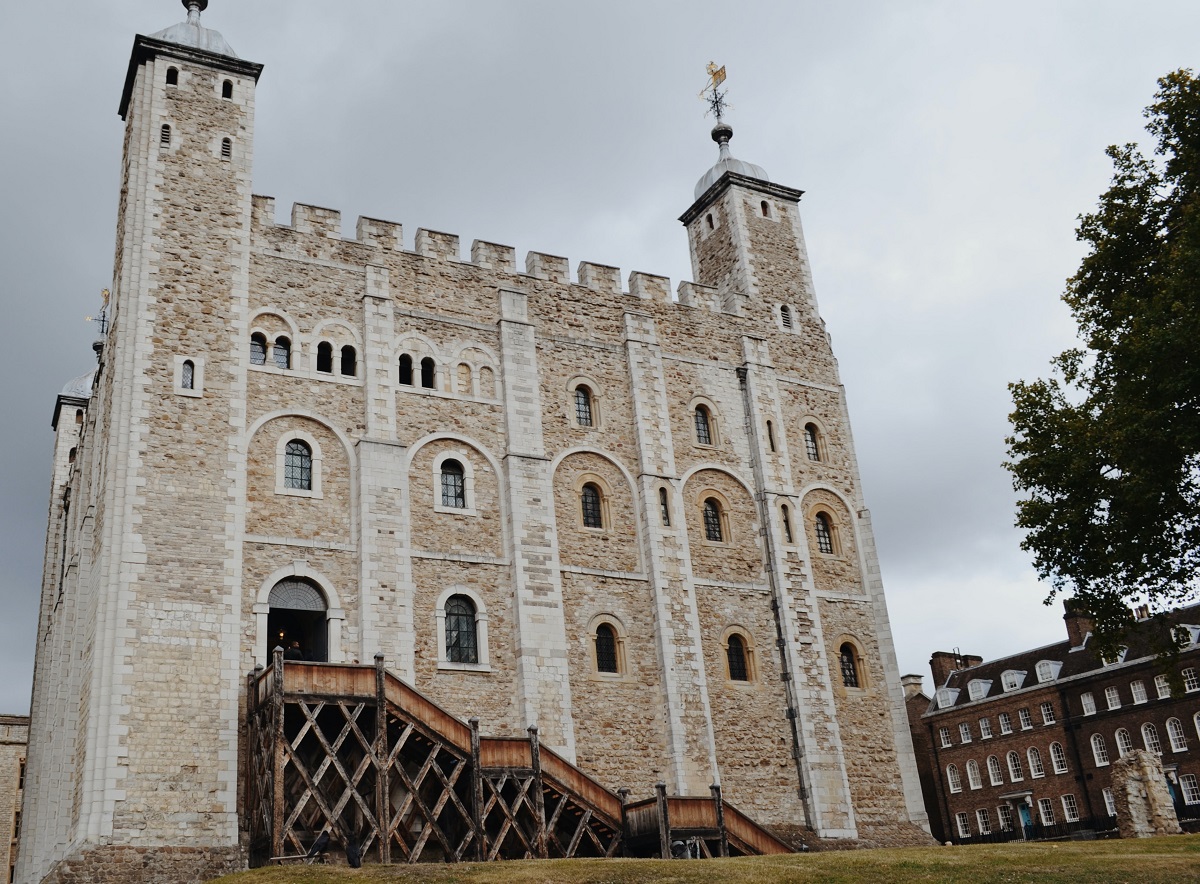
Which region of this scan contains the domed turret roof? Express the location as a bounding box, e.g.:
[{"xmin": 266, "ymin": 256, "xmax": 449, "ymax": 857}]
[
  {"xmin": 60, "ymin": 370, "xmax": 95, "ymax": 400},
  {"xmin": 694, "ymin": 121, "xmax": 768, "ymax": 200},
  {"xmin": 151, "ymin": 1, "xmax": 238, "ymax": 58}
]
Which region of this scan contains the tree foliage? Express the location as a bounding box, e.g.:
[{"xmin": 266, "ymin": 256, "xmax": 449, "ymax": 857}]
[{"xmin": 1006, "ymin": 70, "xmax": 1200, "ymax": 652}]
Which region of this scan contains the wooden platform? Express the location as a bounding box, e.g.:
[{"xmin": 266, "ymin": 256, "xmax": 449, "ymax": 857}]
[{"xmin": 245, "ymin": 654, "xmax": 792, "ymax": 865}]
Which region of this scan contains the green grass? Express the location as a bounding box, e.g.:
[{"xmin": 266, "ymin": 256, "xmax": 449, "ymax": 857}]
[{"xmin": 211, "ymin": 834, "xmax": 1200, "ymax": 883}]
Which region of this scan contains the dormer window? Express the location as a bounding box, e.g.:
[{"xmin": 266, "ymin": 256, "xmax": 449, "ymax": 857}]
[
  {"xmin": 967, "ymin": 679, "xmax": 992, "ymax": 701},
  {"xmin": 935, "ymin": 687, "xmax": 959, "ymax": 709},
  {"xmin": 1101, "ymin": 647, "xmax": 1128, "ymax": 667},
  {"xmin": 1001, "ymin": 670, "xmax": 1026, "ymax": 692},
  {"xmin": 1036, "ymin": 660, "xmax": 1062, "ymax": 683}
]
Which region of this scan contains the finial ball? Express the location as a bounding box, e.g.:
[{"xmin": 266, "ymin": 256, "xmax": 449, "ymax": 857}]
[
  {"xmin": 182, "ymin": 0, "xmax": 209, "ymax": 12},
  {"xmin": 711, "ymin": 121, "xmax": 733, "ymax": 144}
]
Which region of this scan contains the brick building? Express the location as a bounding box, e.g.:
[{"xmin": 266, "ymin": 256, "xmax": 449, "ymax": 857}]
[
  {"xmin": 20, "ymin": 3, "xmax": 931, "ymax": 880},
  {"xmin": 0, "ymin": 716, "xmax": 29, "ymax": 884},
  {"xmin": 907, "ymin": 602, "xmax": 1200, "ymax": 843}
]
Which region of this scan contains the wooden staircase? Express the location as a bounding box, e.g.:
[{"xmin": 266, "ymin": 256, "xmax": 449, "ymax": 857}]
[{"xmin": 245, "ymin": 654, "xmax": 791, "ymax": 865}]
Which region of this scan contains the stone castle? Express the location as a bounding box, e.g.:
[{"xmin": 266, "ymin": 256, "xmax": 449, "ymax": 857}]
[{"xmin": 20, "ymin": 2, "xmax": 929, "ymax": 880}]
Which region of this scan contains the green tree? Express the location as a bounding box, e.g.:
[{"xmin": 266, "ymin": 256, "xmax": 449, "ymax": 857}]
[{"xmin": 1006, "ymin": 69, "xmax": 1200, "ymax": 653}]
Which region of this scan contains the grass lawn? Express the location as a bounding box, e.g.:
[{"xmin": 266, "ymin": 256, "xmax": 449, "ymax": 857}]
[{"xmin": 211, "ymin": 834, "xmax": 1200, "ymax": 883}]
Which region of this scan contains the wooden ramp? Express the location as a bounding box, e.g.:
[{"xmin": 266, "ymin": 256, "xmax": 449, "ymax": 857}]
[{"xmin": 245, "ymin": 654, "xmax": 790, "ymax": 866}]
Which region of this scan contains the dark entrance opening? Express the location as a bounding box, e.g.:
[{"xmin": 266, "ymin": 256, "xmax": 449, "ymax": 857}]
[{"xmin": 266, "ymin": 578, "xmax": 328, "ymax": 662}]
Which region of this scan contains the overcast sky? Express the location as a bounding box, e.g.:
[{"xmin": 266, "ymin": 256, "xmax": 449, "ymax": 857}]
[{"xmin": 1, "ymin": 1, "xmax": 1198, "ymax": 715}]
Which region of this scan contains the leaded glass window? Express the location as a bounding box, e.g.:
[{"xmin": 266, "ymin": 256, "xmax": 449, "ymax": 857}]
[
  {"xmin": 815, "ymin": 513, "xmax": 834, "ymax": 554},
  {"xmin": 575, "ymin": 386, "xmax": 593, "ymax": 427},
  {"xmin": 659, "ymin": 487, "xmax": 670, "ymax": 526},
  {"xmin": 727, "ymin": 634, "xmax": 749, "ymax": 681},
  {"xmin": 840, "ymin": 643, "xmax": 859, "ymax": 688},
  {"xmin": 595, "ymin": 624, "xmax": 618, "ymax": 673},
  {"xmin": 581, "ymin": 483, "xmax": 603, "ymax": 529},
  {"xmin": 804, "ymin": 423, "xmax": 820, "ymax": 461},
  {"xmin": 694, "ymin": 406, "xmax": 712, "ymax": 446},
  {"xmin": 1116, "ymin": 728, "xmax": 1134, "ymax": 757},
  {"xmin": 441, "ymin": 459, "xmax": 465, "ymax": 509},
  {"xmin": 284, "ymin": 440, "xmax": 312, "ymax": 490},
  {"xmin": 445, "ymin": 595, "xmax": 478, "ymax": 664},
  {"xmin": 181, "ymin": 360, "xmax": 194, "ymax": 390},
  {"xmin": 273, "ymin": 336, "xmax": 291, "ymax": 369},
  {"xmin": 250, "ymin": 333, "xmax": 267, "ymax": 365},
  {"xmin": 703, "ymin": 498, "xmax": 722, "ymax": 542}
]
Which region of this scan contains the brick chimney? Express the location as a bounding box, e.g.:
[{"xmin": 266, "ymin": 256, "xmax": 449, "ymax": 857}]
[
  {"xmin": 1063, "ymin": 598, "xmax": 1094, "ymax": 647},
  {"xmin": 962, "ymin": 655, "xmax": 983, "ymax": 669},
  {"xmin": 901, "ymin": 674, "xmax": 925, "ymax": 699},
  {"xmin": 929, "ymin": 652, "xmax": 962, "ymax": 687}
]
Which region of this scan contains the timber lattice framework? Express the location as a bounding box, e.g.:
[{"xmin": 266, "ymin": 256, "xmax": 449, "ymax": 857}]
[{"xmin": 245, "ymin": 652, "xmax": 792, "ymax": 866}]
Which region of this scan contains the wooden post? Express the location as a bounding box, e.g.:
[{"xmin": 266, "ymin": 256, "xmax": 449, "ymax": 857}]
[
  {"xmin": 244, "ymin": 666, "xmax": 260, "ymax": 840},
  {"xmin": 528, "ymin": 725, "xmax": 548, "ymax": 858},
  {"xmin": 271, "ymin": 646, "xmax": 286, "ymax": 860},
  {"xmin": 617, "ymin": 788, "xmax": 631, "ymax": 858},
  {"xmin": 469, "ymin": 718, "xmax": 484, "ymax": 861},
  {"xmin": 375, "ymin": 652, "xmax": 390, "ymax": 864},
  {"xmin": 710, "ymin": 783, "xmax": 728, "ymax": 857},
  {"xmin": 655, "ymin": 782, "xmax": 670, "ymax": 860}
]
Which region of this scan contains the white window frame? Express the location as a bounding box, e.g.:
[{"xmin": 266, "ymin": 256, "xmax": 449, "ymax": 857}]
[
  {"xmin": 275, "ymin": 431, "xmax": 323, "ymax": 499},
  {"xmin": 1091, "ymin": 734, "xmax": 1109, "ymax": 767},
  {"xmin": 955, "ymin": 812, "xmax": 970, "ymax": 839},
  {"xmin": 987, "ymin": 755, "xmax": 1003, "ymax": 786},
  {"xmin": 947, "ymin": 764, "xmax": 962, "ymax": 794},
  {"xmin": 938, "ymin": 726, "xmax": 952, "ymax": 749},
  {"xmin": 1116, "ymin": 728, "xmax": 1134, "ymax": 758},
  {"xmin": 1167, "ymin": 717, "xmax": 1187, "ymax": 753},
  {"xmin": 967, "ymin": 759, "xmax": 982, "ymax": 790},
  {"xmin": 1184, "ymin": 667, "xmax": 1200, "ymax": 693},
  {"xmin": 997, "ymin": 804, "xmax": 1014, "ymax": 831},
  {"xmin": 1051, "ymin": 741, "xmax": 1068, "ymax": 774},
  {"xmin": 1061, "ymin": 794, "xmax": 1080, "ymax": 823},
  {"xmin": 1081, "ymin": 691, "xmax": 1096, "ymax": 715},
  {"xmin": 1040, "ymin": 701, "xmax": 1056, "ymax": 725},
  {"xmin": 1181, "ymin": 773, "xmax": 1200, "ymax": 805},
  {"xmin": 1155, "ymin": 674, "xmax": 1172, "ymax": 698},
  {"xmin": 1131, "ymin": 679, "xmax": 1148, "ymax": 704},
  {"xmin": 1105, "ymin": 686, "xmax": 1121, "ymax": 710},
  {"xmin": 434, "ymin": 586, "xmax": 491, "ymax": 672},
  {"xmin": 1001, "ymin": 669, "xmax": 1027, "ymax": 692},
  {"xmin": 1037, "ymin": 797, "xmax": 1055, "ymax": 826},
  {"xmin": 1103, "ymin": 787, "xmax": 1117, "ymax": 816},
  {"xmin": 432, "ymin": 450, "xmax": 478, "ymax": 515},
  {"xmin": 979, "ymin": 717, "xmax": 993, "ymax": 739},
  {"xmin": 1018, "ymin": 707, "xmax": 1033, "ymax": 730},
  {"xmin": 1007, "ymin": 751, "xmax": 1023, "ymax": 781},
  {"xmin": 1028, "ymin": 747, "xmax": 1045, "ymax": 779},
  {"xmin": 1142, "ymin": 722, "xmax": 1162, "ymax": 754},
  {"xmin": 1036, "ymin": 660, "xmax": 1062, "ymax": 683},
  {"xmin": 998, "ymin": 712, "xmax": 1013, "ymax": 734},
  {"xmin": 976, "ymin": 808, "xmax": 992, "ymax": 835},
  {"xmin": 936, "ymin": 687, "xmax": 960, "ymax": 709},
  {"xmin": 959, "ymin": 722, "xmax": 973, "ymax": 744},
  {"xmin": 968, "ymin": 679, "xmax": 991, "ymax": 701}
]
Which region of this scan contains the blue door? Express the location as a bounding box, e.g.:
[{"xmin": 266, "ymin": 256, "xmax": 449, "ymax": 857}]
[{"xmin": 1018, "ymin": 802, "xmax": 1033, "ymax": 838}]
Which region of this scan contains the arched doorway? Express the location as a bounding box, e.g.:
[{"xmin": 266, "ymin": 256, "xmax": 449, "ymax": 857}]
[{"xmin": 266, "ymin": 578, "xmax": 328, "ymax": 662}]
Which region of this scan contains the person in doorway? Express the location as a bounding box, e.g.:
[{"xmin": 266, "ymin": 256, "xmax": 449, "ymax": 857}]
[{"xmin": 284, "ymin": 640, "xmax": 304, "ymax": 661}]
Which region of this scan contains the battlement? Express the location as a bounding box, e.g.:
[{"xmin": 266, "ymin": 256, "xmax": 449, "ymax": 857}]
[{"xmin": 250, "ymin": 195, "xmax": 755, "ymax": 316}]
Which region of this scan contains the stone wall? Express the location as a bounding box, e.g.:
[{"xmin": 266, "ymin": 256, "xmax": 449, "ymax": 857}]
[{"xmin": 1111, "ymin": 750, "xmax": 1182, "ymax": 838}]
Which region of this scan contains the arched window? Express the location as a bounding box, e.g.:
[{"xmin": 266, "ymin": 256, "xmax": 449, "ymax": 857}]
[
  {"xmin": 1116, "ymin": 728, "xmax": 1134, "ymax": 758},
  {"xmin": 440, "ymin": 459, "xmax": 466, "ymax": 509},
  {"xmin": 457, "ymin": 363, "xmax": 472, "ymax": 393},
  {"xmin": 317, "ymin": 342, "xmax": 333, "ymax": 373},
  {"xmin": 340, "ymin": 345, "xmax": 357, "ymax": 377},
  {"xmin": 946, "ymin": 763, "xmax": 962, "ymax": 793},
  {"xmin": 595, "ymin": 623, "xmax": 619, "ymax": 674},
  {"xmin": 222, "ymin": 79, "xmax": 233, "ymax": 99},
  {"xmin": 166, "ymin": 67, "xmax": 179, "ymax": 86},
  {"xmin": 581, "ymin": 483, "xmax": 603, "ymax": 529},
  {"xmin": 284, "ymin": 440, "xmax": 312, "ymax": 490},
  {"xmin": 781, "ymin": 504, "xmax": 793, "ymax": 543},
  {"xmin": 987, "ymin": 755, "xmax": 1003, "ymax": 785},
  {"xmin": 160, "ymin": 124, "xmax": 171, "ymax": 148},
  {"xmin": 1028, "ymin": 747, "xmax": 1045, "ymax": 778},
  {"xmin": 1194, "ymin": 712, "xmax": 1200, "ymax": 741},
  {"xmin": 1142, "ymin": 723, "xmax": 1162, "ymax": 754},
  {"xmin": 659, "ymin": 487, "xmax": 671, "ymax": 527},
  {"xmin": 966, "ymin": 759, "xmax": 982, "ymax": 790},
  {"xmin": 839, "ymin": 643, "xmax": 859, "ymax": 688},
  {"xmin": 1051, "ymin": 741, "xmax": 1068, "ymax": 773},
  {"xmin": 1167, "ymin": 717, "xmax": 1187, "ymax": 752},
  {"xmin": 780, "ymin": 304, "xmax": 793, "ymax": 330},
  {"xmin": 761, "ymin": 200, "xmax": 770, "ymax": 217},
  {"xmin": 420, "ymin": 356, "xmax": 436, "ymax": 389},
  {"xmin": 575, "ymin": 386, "xmax": 593, "ymax": 427},
  {"xmin": 273, "ymin": 336, "xmax": 291, "ymax": 370},
  {"xmin": 75, "ymin": 409, "xmax": 83, "ymax": 425},
  {"xmin": 221, "ymin": 137, "xmax": 232, "ymax": 159},
  {"xmin": 1007, "ymin": 751, "xmax": 1023, "ymax": 781},
  {"xmin": 766, "ymin": 420, "xmax": 776, "ymax": 451},
  {"xmin": 398, "ymin": 353, "xmax": 413, "ymax": 385},
  {"xmin": 815, "ymin": 512, "xmax": 834, "ymax": 554},
  {"xmin": 1090, "ymin": 734, "xmax": 1109, "ymax": 766},
  {"xmin": 706, "ymin": 213, "xmax": 714, "ymax": 230},
  {"xmin": 181, "ymin": 359, "xmax": 195, "ymax": 390},
  {"xmin": 726, "ymin": 633, "xmax": 749, "ymax": 681},
  {"xmin": 694, "ymin": 405, "xmax": 713, "ymax": 446},
  {"xmin": 804, "ymin": 423, "xmax": 821, "ymax": 461},
  {"xmin": 703, "ymin": 498, "xmax": 723, "ymax": 542},
  {"xmin": 445, "ymin": 595, "xmax": 478, "ymax": 664},
  {"xmin": 68, "ymin": 447, "xmax": 76, "ymax": 464},
  {"xmin": 250, "ymin": 332, "xmax": 267, "ymax": 365}
]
